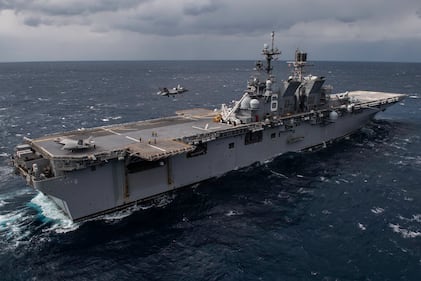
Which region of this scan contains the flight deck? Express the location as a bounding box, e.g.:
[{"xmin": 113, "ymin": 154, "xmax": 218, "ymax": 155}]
[{"xmin": 28, "ymin": 108, "xmax": 227, "ymax": 161}]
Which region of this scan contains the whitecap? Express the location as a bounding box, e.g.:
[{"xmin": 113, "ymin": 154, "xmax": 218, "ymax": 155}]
[
  {"xmin": 0, "ymin": 208, "xmax": 34, "ymax": 250},
  {"xmin": 154, "ymin": 193, "xmax": 175, "ymax": 208},
  {"xmin": 269, "ymin": 169, "xmax": 288, "ymax": 179},
  {"xmin": 263, "ymin": 199, "xmax": 273, "ymax": 205},
  {"xmin": 297, "ymin": 187, "xmax": 312, "ymax": 194},
  {"xmin": 225, "ymin": 210, "xmax": 242, "ymax": 217},
  {"xmin": 371, "ymin": 207, "xmax": 385, "ymax": 215},
  {"xmin": 409, "ymin": 95, "xmax": 419, "ymax": 99},
  {"xmin": 0, "ymin": 211, "xmax": 23, "ymax": 229},
  {"xmin": 358, "ymin": 223, "xmax": 366, "ymax": 231},
  {"xmin": 397, "ymin": 214, "xmax": 421, "ymax": 223},
  {"xmin": 98, "ymin": 204, "xmax": 146, "ymax": 222},
  {"xmin": 95, "ymin": 194, "xmax": 176, "ymax": 223},
  {"xmin": 319, "ymin": 176, "xmax": 330, "ymax": 182},
  {"xmin": 101, "ymin": 210, "xmax": 134, "ymax": 222},
  {"xmin": 413, "ymin": 214, "xmax": 421, "ymax": 223},
  {"xmin": 29, "ymin": 193, "xmax": 79, "ymax": 233},
  {"xmin": 389, "ymin": 223, "xmax": 421, "ymax": 239}
]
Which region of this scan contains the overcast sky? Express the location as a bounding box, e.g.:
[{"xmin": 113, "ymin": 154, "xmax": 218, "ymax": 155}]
[{"xmin": 1, "ymin": 0, "xmax": 421, "ymax": 62}]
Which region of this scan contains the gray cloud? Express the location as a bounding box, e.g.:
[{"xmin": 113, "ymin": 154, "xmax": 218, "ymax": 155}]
[
  {"xmin": 1, "ymin": 0, "xmax": 148, "ymax": 15},
  {"xmin": 183, "ymin": 0, "xmax": 220, "ymax": 16},
  {"xmin": 1, "ymin": 0, "xmax": 421, "ymax": 62},
  {"xmin": 23, "ymin": 16, "xmax": 43, "ymax": 27},
  {"xmin": 2, "ymin": 0, "xmax": 417, "ymax": 38}
]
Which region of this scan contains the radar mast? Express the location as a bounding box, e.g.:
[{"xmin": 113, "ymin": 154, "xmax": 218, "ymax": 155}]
[{"xmin": 261, "ymin": 31, "xmax": 281, "ymax": 75}]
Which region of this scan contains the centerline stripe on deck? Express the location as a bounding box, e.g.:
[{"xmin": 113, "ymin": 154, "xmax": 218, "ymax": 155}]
[
  {"xmin": 102, "ymin": 128, "xmax": 121, "ymax": 136},
  {"xmin": 125, "ymin": 136, "xmax": 140, "ymax": 142},
  {"xmin": 148, "ymin": 144, "xmax": 166, "ymax": 152},
  {"xmin": 101, "ymin": 126, "xmax": 166, "ymax": 152},
  {"xmin": 102, "ymin": 127, "xmax": 140, "ymax": 143}
]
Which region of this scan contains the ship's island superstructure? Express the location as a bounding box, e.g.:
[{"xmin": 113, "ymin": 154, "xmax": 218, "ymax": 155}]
[{"xmin": 12, "ymin": 33, "xmax": 406, "ymax": 221}]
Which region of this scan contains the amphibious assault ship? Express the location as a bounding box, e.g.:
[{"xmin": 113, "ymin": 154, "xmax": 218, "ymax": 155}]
[{"xmin": 12, "ymin": 33, "xmax": 406, "ymax": 222}]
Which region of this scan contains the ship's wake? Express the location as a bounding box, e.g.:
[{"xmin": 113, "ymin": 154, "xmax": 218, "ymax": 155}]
[
  {"xmin": 93, "ymin": 193, "xmax": 176, "ymax": 224},
  {"xmin": 0, "ymin": 191, "xmax": 78, "ymax": 251},
  {"xmin": 0, "ymin": 189, "xmax": 35, "ymax": 251},
  {"xmin": 28, "ymin": 193, "xmax": 79, "ymax": 233}
]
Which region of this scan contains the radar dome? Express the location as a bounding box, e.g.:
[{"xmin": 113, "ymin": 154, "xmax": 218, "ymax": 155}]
[
  {"xmin": 250, "ymin": 99, "xmax": 260, "ymax": 110},
  {"xmin": 329, "ymin": 111, "xmax": 338, "ymax": 121}
]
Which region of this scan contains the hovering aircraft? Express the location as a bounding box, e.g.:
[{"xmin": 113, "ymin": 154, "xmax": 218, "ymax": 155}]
[
  {"xmin": 55, "ymin": 136, "xmax": 95, "ymax": 151},
  {"xmin": 157, "ymin": 85, "xmax": 188, "ymax": 97}
]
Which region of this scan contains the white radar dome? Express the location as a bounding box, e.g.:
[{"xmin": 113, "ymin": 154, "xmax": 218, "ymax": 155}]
[
  {"xmin": 329, "ymin": 111, "xmax": 338, "ymax": 121},
  {"xmin": 250, "ymin": 99, "xmax": 260, "ymax": 110}
]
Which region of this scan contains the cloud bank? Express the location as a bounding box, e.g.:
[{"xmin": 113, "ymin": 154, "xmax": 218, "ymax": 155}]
[{"xmin": 0, "ymin": 0, "xmax": 420, "ymax": 61}]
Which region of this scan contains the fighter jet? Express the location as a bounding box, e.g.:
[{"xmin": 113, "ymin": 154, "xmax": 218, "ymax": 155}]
[
  {"xmin": 157, "ymin": 84, "xmax": 188, "ymax": 97},
  {"xmin": 55, "ymin": 136, "xmax": 95, "ymax": 151}
]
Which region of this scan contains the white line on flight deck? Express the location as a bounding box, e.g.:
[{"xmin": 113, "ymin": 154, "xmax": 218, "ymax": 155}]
[
  {"xmin": 125, "ymin": 136, "xmax": 140, "ymax": 142},
  {"xmin": 148, "ymin": 144, "xmax": 166, "ymax": 152}
]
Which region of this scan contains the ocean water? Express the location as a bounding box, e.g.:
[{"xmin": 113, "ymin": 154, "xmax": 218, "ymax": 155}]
[{"xmin": 0, "ymin": 60, "xmax": 420, "ymax": 280}]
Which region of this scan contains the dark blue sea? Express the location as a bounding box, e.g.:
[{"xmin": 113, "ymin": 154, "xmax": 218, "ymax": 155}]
[{"xmin": 0, "ymin": 60, "xmax": 420, "ymax": 280}]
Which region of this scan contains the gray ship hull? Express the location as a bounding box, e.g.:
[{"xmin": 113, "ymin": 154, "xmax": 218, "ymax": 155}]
[{"xmin": 18, "ymin": 94, "xmax": 401, "ymax": 221}]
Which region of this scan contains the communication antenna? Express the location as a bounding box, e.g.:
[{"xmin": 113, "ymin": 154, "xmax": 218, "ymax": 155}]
[{"xmin": 261, "ymin": 31, "xmax": 281, "ymax": 75}]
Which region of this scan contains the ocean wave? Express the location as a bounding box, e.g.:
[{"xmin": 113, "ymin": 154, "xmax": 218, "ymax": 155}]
[
  {"xmin": 358, "ymin": 223, "xmax": 367, "ymax": 231},
  {"xmin": 0, "ymin": 208, "xmax": 33, "ymax": 250},
  {"xmin": 371, "ymin": 207, "xmax": 385, "ymax": 215},
  {"xmin": 397, "ymin": 214, "xmax": 421, "ymax": 223},
  {"xmin": 101, "ymin": 116, "xmax": 122, "ymax": 122},
  {"xmin": 95, "ymin": 193, "xmax": 176, "ymax": 223},
  {"xmin": 225, "ymin": 210, "xmax": 242, "ymax": 217},
  {"xmin": 389, "ymin": 223, "xmax": 421, "ymax": 239},
  {"xmin": 0, "ymin": 187, "xmax": 33, "ymax": 202},
  {"xmin": 29, "ymin": 193, "xmax": 79, "ymax": 234},
  {"xmin": 268, "ymin": 169, "xmax": 288, "ymax": 179}
]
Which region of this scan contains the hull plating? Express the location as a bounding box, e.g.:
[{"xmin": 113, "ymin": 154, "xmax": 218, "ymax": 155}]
[{"xmin": 33, "ymin": 108, "xmax": 378, "ymax": 221}]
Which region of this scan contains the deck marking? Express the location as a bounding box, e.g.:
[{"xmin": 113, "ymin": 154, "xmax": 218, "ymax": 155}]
[
  {"xmin": 192, "ymin": 125, "xmax": 221, "ymax": 131},
  {"xmin": 102, "ymin": 128, "xmax": 121, "ymax": 136},
  {"xmin": 148, "ymin": 144, "xmax": 166, "ymax": 152},
  {"xmin": 125, "ymin": 136, "xmax": 140, "ymax": 142}
]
